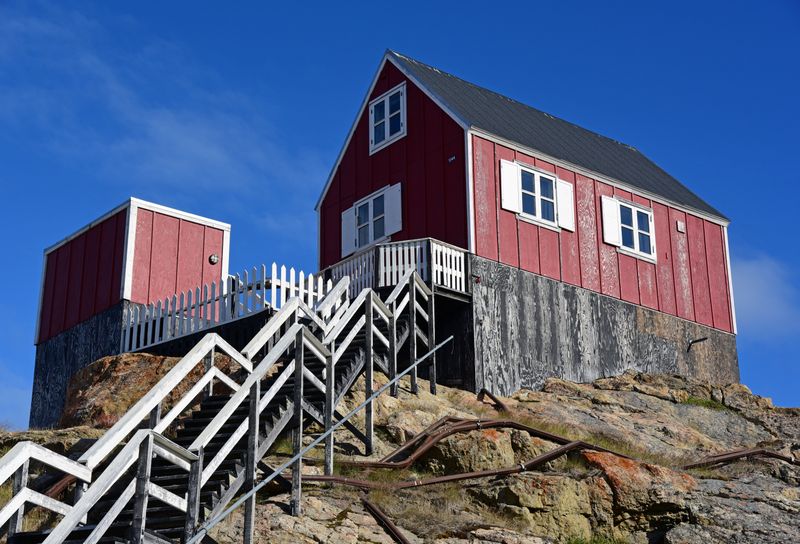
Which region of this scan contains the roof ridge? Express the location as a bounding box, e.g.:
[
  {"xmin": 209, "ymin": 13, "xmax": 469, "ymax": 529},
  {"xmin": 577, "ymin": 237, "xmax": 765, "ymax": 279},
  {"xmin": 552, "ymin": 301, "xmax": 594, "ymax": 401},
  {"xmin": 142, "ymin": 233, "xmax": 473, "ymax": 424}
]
[{"xmin": 389, "ymin": 50, "xmax": 641, "ymax": 154}]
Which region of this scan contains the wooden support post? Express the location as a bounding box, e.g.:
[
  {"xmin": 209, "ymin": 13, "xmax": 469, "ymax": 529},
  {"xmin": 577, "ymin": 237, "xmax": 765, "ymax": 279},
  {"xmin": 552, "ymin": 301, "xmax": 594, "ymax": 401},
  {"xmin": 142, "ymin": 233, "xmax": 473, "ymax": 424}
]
[
  {"xmin": 244, "ymin": 380, "xmax": 261, "ymax": 544},
  {"xmin": 131, "ymin": 434, "xmax": 154, "ymax": 544},
  {"xmin": 389, "ymin": 300, "xmax": 398, "ymax": 398},
  {"xmin": 324, "ymin": 348, "xmax": 335, "ymax": 476},
  {"xmin": 204, "ymin": 347, "xmax": 215, "ymax": 399},
  {"xmin": 364, "ymin": 294, "xmax": 374, "ymax": 456},
  {"xmin": 148, "ymin": 403, "xmax": 162, "ymax": 429},
  {"xmin": 408, "ymin": 274, "xmax": 418, "ymax": 395},
  {"xmin": 428, "ymin": 288, "xmax": 437, "ymax": 395},
  {"xmin": 183, "ymin": 447, "xmax": 203, "ymax": 543},
  {"xmin": 291, "ymin": 329, "xmax": 304, "ymax": 516},
  {"xmin": 8, "ymin": 459, "xmax": 29, "ymax": 535}
]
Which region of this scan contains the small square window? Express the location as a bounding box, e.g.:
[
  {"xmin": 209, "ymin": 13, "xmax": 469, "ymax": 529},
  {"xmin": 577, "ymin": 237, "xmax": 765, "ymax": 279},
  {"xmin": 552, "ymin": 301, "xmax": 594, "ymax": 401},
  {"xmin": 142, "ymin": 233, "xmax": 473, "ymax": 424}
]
[
  {"xmin": 615, "ymin": 201, "xmax": 655, "ymax": 259},
  {"xmin": 370, "ymin": 84, "xmax": 406, "ymax": 153},
  {"xmin": 541, "ymin": 200, "xmax": 555, "ymax": 222},
  {"xmin": 522, "ymin": 193, "xmax": 536, "ymax": 215},
  {"xmin": 521, "ymin": 171, "xmax": 535, "ymax": 193},
  {"xmin": 517, "ymin": 166, "xmax": 557, "ymax": 226},
  {"xmin": 540, "ymin": 177, "xmax": 554, "ymax": 199}
]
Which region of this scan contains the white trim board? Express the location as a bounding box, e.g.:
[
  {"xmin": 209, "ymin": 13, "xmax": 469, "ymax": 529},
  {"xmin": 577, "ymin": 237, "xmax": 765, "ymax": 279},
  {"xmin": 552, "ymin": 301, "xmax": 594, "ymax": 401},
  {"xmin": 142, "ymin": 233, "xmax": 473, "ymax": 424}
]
[{"xmin": 44, "ymin": 197, "xmax": 231, "ymax": 257}]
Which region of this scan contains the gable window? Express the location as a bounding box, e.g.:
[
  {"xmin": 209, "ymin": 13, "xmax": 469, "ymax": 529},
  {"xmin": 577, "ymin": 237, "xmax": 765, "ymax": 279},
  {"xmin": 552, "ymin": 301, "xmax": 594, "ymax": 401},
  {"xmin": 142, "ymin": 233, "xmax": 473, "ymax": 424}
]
[
  {"xmin": 341, "ymin": 184, "xmax": 403, "ymax": 257},
  {"xmin": 499, "ymin": 159, "xmax": 575, "ymax": 231},
  {"xmin": 601, "ymin": 196, "xmax": 656, "ymax": 261},
  {"xmin": 369, "ymin": 83, "xmax": 406, "ymax": 154}
]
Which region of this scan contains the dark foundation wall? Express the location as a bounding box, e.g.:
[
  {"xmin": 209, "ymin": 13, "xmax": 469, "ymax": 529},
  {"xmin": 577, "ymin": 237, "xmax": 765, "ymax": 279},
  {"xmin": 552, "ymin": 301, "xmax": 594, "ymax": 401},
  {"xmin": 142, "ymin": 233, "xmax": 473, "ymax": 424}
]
[
  {"xmin": 30, "ymin": 301, "xmax": 130, "ymax": 428},
  {"xmin": 470, "ymin": 256, "xmax": 739, "ymax": 396}
]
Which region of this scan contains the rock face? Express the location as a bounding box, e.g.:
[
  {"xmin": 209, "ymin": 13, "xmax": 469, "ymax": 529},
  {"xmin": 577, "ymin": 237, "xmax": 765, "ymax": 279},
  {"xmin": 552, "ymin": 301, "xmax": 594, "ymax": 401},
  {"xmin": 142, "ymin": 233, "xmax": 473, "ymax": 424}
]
[
  {"xmin": 59, "ymin": 351, "xmax": 238, "ymax": 428},
  {"xmin": 210, "ymin": 370, "xmax": 798, "ymax": 544},
  {"xmin": 16, "ymin": 360, "xmax": 796, "ymax": 544}
]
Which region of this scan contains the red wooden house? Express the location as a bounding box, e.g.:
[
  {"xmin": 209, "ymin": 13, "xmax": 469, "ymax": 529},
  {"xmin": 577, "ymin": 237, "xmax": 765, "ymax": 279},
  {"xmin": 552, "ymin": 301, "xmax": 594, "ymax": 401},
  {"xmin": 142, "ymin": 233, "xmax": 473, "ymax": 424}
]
[{"xmin": 317, "ymin": 51, "xmax": 738, "ymax": 393}]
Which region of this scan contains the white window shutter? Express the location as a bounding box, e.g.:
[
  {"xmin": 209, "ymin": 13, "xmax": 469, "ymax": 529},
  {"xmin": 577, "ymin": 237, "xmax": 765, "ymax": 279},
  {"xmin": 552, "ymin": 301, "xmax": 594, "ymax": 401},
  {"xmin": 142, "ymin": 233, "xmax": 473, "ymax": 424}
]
[
  {"xmin": 601, "ymin": 196, "xmax": 621, "ymax": 246},
  {"xmin": 556, "ymin": 179, "xmax": 575, "ymax": 232},
  {"xmin": 384, "ymin": 183, "xmax": 403, "ymax": 236},
  {"xmin": 341, "ymin": 206, "xmax": 356, "ymax": 257},
  {"xmin": 499, "ymin": 159, "xmax": 522, "ymax": 213}
]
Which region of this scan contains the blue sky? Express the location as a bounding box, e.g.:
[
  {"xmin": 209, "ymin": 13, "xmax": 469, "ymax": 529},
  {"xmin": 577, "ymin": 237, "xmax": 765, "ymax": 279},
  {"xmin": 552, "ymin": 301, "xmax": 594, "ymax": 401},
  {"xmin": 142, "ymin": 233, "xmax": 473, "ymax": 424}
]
[{"xmin": 1, "ymin": 1, "xmax": 798, "ymax": 429}]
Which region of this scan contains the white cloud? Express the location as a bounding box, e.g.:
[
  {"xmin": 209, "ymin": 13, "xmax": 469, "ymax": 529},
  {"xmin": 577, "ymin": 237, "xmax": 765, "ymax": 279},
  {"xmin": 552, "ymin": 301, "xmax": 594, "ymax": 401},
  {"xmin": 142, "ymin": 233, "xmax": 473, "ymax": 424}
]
[{"xmin": 731, "ymin": 254, "xmax": 800, "ymax": 341}]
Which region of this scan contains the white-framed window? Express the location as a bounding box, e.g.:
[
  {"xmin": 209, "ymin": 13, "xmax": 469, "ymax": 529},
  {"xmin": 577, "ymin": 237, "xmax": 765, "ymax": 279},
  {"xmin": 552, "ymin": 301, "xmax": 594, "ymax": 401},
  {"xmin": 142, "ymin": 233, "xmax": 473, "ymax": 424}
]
[
  {"xmin": 520, "ymin": 167, "xmax": 557, "ymax": 224},
  {"xmin": 356, "ymin": 192, "xmax": 385, "ymax": 248},
  {"xmin": 341, "ymin": 184, "xmax": 403, "ymax": 257},
  {"xmin": 601, "ymin": 196, "xmax": 656, "ymax": 261},
  {"xmin": 369, "ymin": 83, "xmax": 406, "ymax": 154},
  {"xmin": 499, "ymin": 159, "xmax": 575, "ymax": 231}
]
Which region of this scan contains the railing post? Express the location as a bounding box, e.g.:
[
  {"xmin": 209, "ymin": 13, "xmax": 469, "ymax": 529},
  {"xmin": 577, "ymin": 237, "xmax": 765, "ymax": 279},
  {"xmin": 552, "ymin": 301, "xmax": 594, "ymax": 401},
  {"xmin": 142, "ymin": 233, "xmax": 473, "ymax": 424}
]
[
  {"xmin": 324, "ymin": 348, "xmax": 335, "ymax": 476},
  {"xmin": 364, "ymin": 294, "xmax": 374, "ymax": 456},
  {"xmin": 374, "ymin": 246, "xmax": 382, "ymax": 289},
  {"xmin": 244, "ymin": 379, "xmax": 261, "ymax": 544},
  {"xmin": 291, "ymin": 329, "xmax": 305, "ymax": 516},
  {"xmin": 148, "ymin": 403, "xmax": 161, "ymax": 429},
  {"xmin": 408, "ymin": 273, "xmax": 419, "ymax": 395},
  {"xmin": 183, "ymin": 447, "xmax": 203, "ymax": 543},
  {"xmin": 7, "ymin": 459, "xmax": 29, "ymax": 535},
  {"xmin": 204, "ymin": 346, "xmax": 215, "ymax": 400},
  {"xmin": 428, "ymin": 287, "xmax": 437, "ymax": 395},
  {"xmin": 389, "ymin": 300, "xmax": 398, "ymax": 398},
  {"xmin": 131, "ymin": 434, "xmax": 155, "ymax": 544}
]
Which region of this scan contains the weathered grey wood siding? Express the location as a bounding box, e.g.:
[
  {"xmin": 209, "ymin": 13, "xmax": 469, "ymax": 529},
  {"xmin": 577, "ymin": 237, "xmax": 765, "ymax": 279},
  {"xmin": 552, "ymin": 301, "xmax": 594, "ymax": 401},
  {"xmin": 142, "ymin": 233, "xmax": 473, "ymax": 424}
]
[
  {"xmin": 30, "ymin": 301, "xmax": 129, "ymax": 428},
  {"xmin": 470, "ymin": 256, "xmax": 738, "ymax": 396}
]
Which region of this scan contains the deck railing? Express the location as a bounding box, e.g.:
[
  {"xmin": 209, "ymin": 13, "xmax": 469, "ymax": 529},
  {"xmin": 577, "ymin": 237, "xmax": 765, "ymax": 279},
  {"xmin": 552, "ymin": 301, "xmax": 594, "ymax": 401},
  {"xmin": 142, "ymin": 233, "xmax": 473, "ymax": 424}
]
[
  {"xmin": 327, "ymin": 238, "xmax": 469, "ymax": 296},
  {"xmin": 122, "ymin": 263, "xmax": 332, "ymax": 353}
]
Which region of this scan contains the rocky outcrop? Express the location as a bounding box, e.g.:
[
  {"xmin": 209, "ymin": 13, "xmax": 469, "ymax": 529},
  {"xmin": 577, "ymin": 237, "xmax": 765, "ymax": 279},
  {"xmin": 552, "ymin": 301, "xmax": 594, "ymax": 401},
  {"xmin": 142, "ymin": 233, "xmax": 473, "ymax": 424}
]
[
  {"xmin": 212, "ymin": 371, "xmax": 798, "ymax": 543},
  {"xmin": 59, "ymin": 351, "xmax": 238, "ymax": 428}
]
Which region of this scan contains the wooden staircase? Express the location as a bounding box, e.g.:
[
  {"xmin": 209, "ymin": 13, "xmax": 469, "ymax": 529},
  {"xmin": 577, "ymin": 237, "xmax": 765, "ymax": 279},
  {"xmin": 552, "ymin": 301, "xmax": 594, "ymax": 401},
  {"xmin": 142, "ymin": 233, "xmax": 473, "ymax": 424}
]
[{"xmin": 1, "ymin": 269, "xmax": 436, "ymax": 544}]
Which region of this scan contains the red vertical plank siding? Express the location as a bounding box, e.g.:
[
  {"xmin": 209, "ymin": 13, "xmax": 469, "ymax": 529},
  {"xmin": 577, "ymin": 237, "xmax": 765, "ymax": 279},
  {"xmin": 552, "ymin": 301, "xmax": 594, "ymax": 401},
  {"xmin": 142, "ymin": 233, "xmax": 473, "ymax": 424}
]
[
  {"xmin": 318, "ymin": 61, "xmax": 466, "ymax": 269},
  {"xmin": 49, "ymin": 245, "xmax": 71, "ymax": 337},
  {"xmin": 38, "ymin": 251, "xmax": 57, "ymax": 341},
  {"xmin": 64, "ymin": 235, "xmax": 85, "ymax": 329},
  {"xmin": 79, "ymin": 225, "xmax": 100, "ymax": 323},
  {"xmin": 148, "ymin": 213, "xmax": 180, "ymax": 302},
  {"xmin": 131, "ymin": 209, "xmax": 154, "ymax": 304},
  {"xmin": 110, "ymin": 211, "xmax": 126, "ymax": 304},
  {"xmin": 651, "ymin": 202, "xmax": 677, "ymax": 316},
  {"xmin": 595, "ymin": 182, "xmax": 621, "ymax": 298},
  {"xmin": 686, "ymin": 215, "xmax": 714, "ymax": 327},
  {"xmin": 518, "ymin": 222, "xmax": 540, "ymax": 274},
  {"xmin": 496, "ymin": 145, "xmax": 519, "ymax": 268},
  {"xmin": 473, "ymin": 136, "xmax": 499, "ymax": 260},
  {"xmin": 95, "ymin": 217, "xmax": 117, "ymax": 313},
  {"xmin": 556, "ymin": 167, "xmax": 580, "ymax": 286},
  {"xmin": 539, "ymin": 229, "xmax": 561, "ymax": 280},
  {"xmin": 670, "ymin": 209, "xmax": 695, "ymax": 321},
  {"xmin": 576, "ymin": 174, "xmax": 601, "ymax": 292},
  {"xmin": 704, "ymin": 221, "xmax": 732, "ymax": 332},
  {"xmin": 614, "ymin": 188, "xmax": 639, "ymax": 304},
  {"xmin": 176, "ymin": 220, "xmax": 204, "ymax": 295},
  {"xmin": 632, "ymin": 195, "xmax": 658, "ymax": 310},
  {"xmin": 201, "ymin": 228, "xmax": 225, "ymax": 287}
]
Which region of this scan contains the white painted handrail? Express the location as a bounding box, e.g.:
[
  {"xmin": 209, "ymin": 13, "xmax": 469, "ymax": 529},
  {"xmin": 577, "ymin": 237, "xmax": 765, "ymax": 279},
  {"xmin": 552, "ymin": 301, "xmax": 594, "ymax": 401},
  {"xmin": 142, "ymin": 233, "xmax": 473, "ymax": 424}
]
[{"xmin": 80, "ymin": 333, "xmax": 249, "ymax": 470}]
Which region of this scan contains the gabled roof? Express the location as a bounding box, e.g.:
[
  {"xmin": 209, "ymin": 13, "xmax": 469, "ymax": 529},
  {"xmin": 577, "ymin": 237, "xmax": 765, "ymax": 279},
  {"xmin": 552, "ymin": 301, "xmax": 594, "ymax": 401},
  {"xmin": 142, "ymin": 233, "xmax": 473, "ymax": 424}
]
[
  {"xmin": 387, "ymin": 51, "xmax": 726, "ymax": 221},
  {"xmin": 316, "ymin": 50, "xmax": 726, "ymax": 222}
]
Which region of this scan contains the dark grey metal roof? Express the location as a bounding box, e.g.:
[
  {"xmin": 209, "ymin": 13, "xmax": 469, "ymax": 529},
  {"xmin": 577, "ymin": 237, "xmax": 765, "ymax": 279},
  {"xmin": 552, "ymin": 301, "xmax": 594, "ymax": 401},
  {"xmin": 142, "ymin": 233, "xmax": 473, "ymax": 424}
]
[{"xmin": 389, "ymin": 51, "xmax": 726, "ymax": 220}]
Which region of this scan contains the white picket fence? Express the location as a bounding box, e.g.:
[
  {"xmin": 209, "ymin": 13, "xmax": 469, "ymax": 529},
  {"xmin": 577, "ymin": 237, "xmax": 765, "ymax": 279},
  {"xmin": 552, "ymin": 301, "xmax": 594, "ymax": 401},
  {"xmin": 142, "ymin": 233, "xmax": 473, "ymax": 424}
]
[
  {"xmin": 121, "ymin": 263, "xmax": 332, "ymax": 352},
  {"xmin": 329, "ymin": 238, "xmax": 468, "ymax": 296}
]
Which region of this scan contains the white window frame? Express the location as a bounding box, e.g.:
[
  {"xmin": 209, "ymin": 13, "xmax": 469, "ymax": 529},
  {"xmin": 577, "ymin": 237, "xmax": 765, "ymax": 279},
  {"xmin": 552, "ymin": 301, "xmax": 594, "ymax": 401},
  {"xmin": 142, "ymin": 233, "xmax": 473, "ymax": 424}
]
[
  {"xmin": 617, "ymin": 200, "xmax": 656, "ymax": 262},
  {"xmin": 369, "ymin": 82, "xmax": 407, "ymax": 155},
  {"xmin": 518, "ymin": 165, "xmax": 558, "ymax": 228},
  {"xmin": 354, "ymin": 188, "xmax": 390, "ymax": 249}
]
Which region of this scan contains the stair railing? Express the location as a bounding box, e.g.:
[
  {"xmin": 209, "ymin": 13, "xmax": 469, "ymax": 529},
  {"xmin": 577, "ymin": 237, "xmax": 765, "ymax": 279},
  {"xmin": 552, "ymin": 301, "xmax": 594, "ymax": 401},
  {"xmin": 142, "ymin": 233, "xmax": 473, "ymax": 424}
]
[
  {"xmin": 42, "ymin": 430, "xmax": 200, "ymax": 544},
  {"xmin": 0, "ymin": 442, "xmax": 92, "ymax": 536}
]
